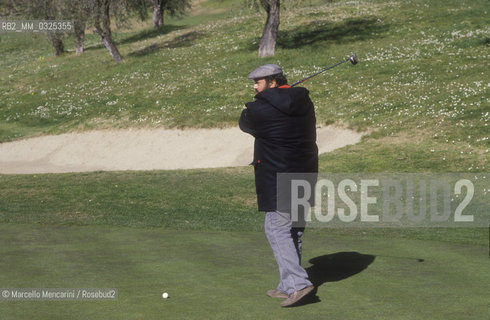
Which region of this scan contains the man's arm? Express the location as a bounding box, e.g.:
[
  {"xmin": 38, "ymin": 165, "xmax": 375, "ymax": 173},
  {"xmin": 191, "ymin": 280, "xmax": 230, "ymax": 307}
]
[{"xmin": 239, "ymin": 105, "xmax": 258, "ymax": 137}]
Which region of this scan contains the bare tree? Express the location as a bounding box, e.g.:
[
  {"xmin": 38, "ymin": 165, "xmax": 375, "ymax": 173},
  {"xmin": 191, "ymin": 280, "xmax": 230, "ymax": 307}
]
[
  {"xmin": 258, "ymin": 0, "xmax": 280, "ymax": 57},
  {"xmin": 11, "ymin": 0, "xmax": 146, "ymax": 60},
  {"xmin": 15, "ymin": 0, "xmax": 66, "ymax": 56},
  {"xmin": 11, "ymin": 0, "xmax": 87, "ymax": 55},
  {"xmin": 46, "ymin": 31, "xmax": 65, "ymax": 56},
  {"xmin": 68, "ymin": 1, "xmax": 91, "ymax": 55},
  {"xmin": 73, "ymin": 19, "xmax": 86, "ymax": 55},
  {"xmin": 93, "ymin": 0, "xmax": 123, "ymax": 62},
  {"xmin": 152, "ymin": 0, "xmax": 164, "ymax": 29},
  {"xmin": 152, "ymin": 0, "xmax": 191, "ymax": 30},
  {"xmin": 88, "ymin": 0, "xmax": 147, "ymax": 62}
]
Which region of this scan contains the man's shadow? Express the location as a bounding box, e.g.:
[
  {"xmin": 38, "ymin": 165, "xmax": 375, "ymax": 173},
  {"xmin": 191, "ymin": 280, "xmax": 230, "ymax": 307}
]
[{"xmin": 299, "ymin": 252, "xmax": 376, "ymax": 306}]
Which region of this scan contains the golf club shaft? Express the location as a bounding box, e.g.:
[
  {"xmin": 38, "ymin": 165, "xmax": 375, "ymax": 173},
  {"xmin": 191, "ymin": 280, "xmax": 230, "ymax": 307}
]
[{"xmin": 290, "ymin": 57, "xmax": 351, "ymax": 87}]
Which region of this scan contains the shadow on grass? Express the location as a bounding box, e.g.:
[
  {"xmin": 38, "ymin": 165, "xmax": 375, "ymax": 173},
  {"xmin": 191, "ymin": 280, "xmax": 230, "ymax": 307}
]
[
  {"xmin": 307, "ymin": 251, "xmax": 375, "ymax": 285},
  {"xmin": 83, "ymin": 42, "xmax": 106, "ymax": 52},
  {"xmin": 120, "ymin": 25, "xmax": 183, "ymax": 45},
  {"xmin": 128, "ymin": 30, "xmax": 207, "ymax": 57},
  {"xmin": 82, "ymin": 26, "xmax": 182, "ymax": 53},
  {"xmin": 246, "ymin": 16, "xmax": 388, "ymax": 51},
  {"xmin": 295, "ymin": 251, "xmax": 375, "ymax": 307}
]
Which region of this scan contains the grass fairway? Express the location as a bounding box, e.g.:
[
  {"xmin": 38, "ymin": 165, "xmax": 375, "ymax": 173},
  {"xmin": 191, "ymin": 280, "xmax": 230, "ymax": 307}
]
[{"xmin": 0, "ymin": 224, "xmax": 487, "ymax": 319}]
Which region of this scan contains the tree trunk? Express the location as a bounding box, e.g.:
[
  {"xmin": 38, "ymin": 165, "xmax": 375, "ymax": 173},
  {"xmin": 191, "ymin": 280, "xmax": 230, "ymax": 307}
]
[
  {"xmin": 152, "ymin": 0, "xmax": 164, "ymax": 30},
  {"xmin": 97, "ymin": 28, "xmax": 123, "ymax": 63},
  {"xmin": 47, "ymin": 32, "xmax": 64, "ymax": 56},
  {"xmin": 258, "ymin": 0, "xmax": 280, "ymax": 57},
  {"xmin": 74, "ymin": 20, "xmax": 85, "ymax": 55},
  {"xmin": 8, "ymin": 0, "xmax": 15, "ymax": 15},
  {"xmin": 94, "ymin": 0, "xmax": 123, "ymax": 63}
]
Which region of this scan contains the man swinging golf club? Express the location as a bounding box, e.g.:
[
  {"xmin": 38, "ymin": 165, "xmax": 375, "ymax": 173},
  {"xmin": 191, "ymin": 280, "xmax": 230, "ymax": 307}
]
[{"xmin": 239, "ymin": 64, "xmax": 317, "ymax": 307}]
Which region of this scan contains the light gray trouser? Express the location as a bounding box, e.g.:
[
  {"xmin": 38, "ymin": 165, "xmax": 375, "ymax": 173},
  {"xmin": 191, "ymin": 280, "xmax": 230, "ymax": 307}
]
[{"xmin": 265, "ymin": 211, "xmax": 312, "ymax": 295}]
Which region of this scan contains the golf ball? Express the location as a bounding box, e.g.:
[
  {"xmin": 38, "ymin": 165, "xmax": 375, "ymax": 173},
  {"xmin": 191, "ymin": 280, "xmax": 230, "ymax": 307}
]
[{"xmin": 162, "ymin": 292, "xmax": 169, "ymax": 299}]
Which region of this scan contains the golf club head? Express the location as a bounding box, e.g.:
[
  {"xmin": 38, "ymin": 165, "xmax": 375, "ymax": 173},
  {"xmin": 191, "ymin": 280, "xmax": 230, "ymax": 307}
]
[{"xmin": 349, "ymin": 54, "xmax": 358, "ymax": 65}]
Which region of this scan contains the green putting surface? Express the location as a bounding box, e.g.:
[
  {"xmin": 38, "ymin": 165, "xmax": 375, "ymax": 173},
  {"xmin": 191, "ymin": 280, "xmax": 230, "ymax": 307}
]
[{"xmin": 0, "ymin": 223, "xmax": 487, "ymax": 319}]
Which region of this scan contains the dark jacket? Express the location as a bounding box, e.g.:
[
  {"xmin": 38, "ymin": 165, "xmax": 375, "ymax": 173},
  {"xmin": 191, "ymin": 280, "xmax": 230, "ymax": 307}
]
[{"xmin": 239, "ymin": 86, "xmax": 318, "ymax": 212}]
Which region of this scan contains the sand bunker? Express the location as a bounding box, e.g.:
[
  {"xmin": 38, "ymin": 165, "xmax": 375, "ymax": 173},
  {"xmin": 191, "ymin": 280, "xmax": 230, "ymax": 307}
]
[{"xmin": 0, "ymin": 126, "xmax": 365, "ymax": 174}]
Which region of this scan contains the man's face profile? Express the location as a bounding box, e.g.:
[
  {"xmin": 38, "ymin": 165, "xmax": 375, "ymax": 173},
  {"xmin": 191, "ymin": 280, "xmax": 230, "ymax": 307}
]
[{"xmin": 254, "ymin": 78, "xmax": 277, "ymax": 93}]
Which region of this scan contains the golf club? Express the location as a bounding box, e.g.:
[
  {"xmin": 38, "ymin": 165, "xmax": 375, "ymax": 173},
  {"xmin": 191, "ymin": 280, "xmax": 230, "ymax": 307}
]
[{"xmin": 290, "ymin": 53, "xmax": 358, "ymax": 87}]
